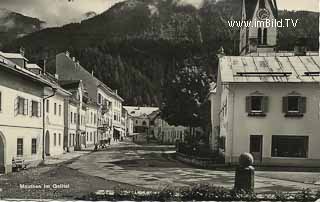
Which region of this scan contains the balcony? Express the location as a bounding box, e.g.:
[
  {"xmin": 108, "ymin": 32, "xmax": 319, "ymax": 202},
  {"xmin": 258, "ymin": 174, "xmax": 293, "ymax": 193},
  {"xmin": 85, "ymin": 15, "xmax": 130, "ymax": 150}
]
[{"xmin": 101, "ymin": 102, "xmax": 111, "ymax": 115}]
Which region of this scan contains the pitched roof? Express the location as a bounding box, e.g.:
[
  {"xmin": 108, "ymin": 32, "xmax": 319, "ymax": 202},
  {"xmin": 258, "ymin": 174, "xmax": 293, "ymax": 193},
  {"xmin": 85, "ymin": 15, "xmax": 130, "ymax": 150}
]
[
  {"xmin": 0, "ymin": 55, "xmax": 50, "ymax": 86},
  {"xmin": 123, "ymin": 106, "xmax": 159, "ymax": 118},
  {"xmin": 59, "ymin": 80, "xmax": 81, "ymax": 90},
  {"xmin": 243, "ymin": 0, "xmax": 278, "ymax": 20},
  {"xmin": 26, "ymin": 63, "xmax": 42, "ymax": 70},
  {"xmin": 219, "ymin": 55, "xmax": 320, "ymax": 83},
  {"xmin": 0, "ymin": 51, "xmax": 28, "ymax": 61}
]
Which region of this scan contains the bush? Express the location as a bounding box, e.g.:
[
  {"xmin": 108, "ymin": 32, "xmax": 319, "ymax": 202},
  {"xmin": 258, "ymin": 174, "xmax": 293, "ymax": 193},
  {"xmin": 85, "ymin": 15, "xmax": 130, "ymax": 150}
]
[{"xmin": 78, "ymin": 184, "xmax": 319, "ymax": 201}]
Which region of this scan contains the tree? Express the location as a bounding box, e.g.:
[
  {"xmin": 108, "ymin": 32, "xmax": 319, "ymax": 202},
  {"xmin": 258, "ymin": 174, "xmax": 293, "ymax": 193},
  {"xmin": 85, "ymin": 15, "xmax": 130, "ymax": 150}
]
[{"xmin": 161, "ymin": 60, "xmax": 211, "ymax": 140}]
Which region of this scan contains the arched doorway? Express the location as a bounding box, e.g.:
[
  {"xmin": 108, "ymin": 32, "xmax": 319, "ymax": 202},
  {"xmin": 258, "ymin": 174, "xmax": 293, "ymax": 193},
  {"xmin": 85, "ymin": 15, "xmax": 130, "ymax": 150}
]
[
  {"xmin": 0, "ymin": 131, "xmax": 6, "ymax": 173},
  {"xmin": 45, "ymin": 131, "xmax": 50, "ymax": 156}
]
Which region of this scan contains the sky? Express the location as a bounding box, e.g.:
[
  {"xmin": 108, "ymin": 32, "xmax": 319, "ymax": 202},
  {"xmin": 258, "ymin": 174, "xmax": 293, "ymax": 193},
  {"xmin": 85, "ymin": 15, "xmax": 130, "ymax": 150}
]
[{"xmin": 0, "ymin": 0, "xmax": 319, "ymax": 27}]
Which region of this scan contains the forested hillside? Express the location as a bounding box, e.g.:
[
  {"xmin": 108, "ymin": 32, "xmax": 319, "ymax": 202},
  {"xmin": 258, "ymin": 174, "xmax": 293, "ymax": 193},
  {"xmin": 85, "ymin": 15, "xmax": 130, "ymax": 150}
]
[{"xmin": 3, "ymin": 0, "xmax": 319, "ymax": 106}]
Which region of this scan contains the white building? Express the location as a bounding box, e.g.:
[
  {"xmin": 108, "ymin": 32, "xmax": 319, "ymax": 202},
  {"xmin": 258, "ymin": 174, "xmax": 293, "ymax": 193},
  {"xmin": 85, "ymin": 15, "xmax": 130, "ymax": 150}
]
[
  {"xmin": 210, "ymin": 0, "xmax": 320, "ymax": 166},
  {"xmin": 0, "ymin": 52, "xmax": 51, "ymax": 173},
  {"xmin": 123, "ymin": 106, "xmax": 159, "ymax": 134},
  {"xmin": 56, "ymin": 52, "xmax": 124, "ymax": 144}
]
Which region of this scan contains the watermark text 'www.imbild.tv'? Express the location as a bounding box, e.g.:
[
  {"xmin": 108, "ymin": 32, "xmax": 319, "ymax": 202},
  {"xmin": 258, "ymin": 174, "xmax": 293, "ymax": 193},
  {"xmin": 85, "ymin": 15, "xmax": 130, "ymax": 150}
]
[{"xmin": 228, "ymin": 19, "xmax": 299, "ymax": 28}]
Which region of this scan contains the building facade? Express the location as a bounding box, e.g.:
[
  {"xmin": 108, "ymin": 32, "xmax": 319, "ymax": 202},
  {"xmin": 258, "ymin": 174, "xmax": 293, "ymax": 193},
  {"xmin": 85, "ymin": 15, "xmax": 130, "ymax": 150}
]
[
  {"xmin": 0, "ymin": 52, "xmax": 50, "ymax": 173},
  {"xmin": 210, "ymin": 0, "xmax": 320, "ymax": 166},
  {"xmin": 56, "ymin": 52, "xmax": 124, "ymax": 144}
]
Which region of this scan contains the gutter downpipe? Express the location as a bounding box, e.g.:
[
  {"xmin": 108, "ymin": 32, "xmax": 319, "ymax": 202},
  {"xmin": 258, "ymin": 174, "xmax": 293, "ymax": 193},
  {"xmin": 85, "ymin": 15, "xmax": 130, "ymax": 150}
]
[
  {"xmin": 42, "ymin": 87, "xmax": 57, "ymax": 160},
  {"xmin": 225, "ymin": 85, "xmax": 235, "ymax": 165}
]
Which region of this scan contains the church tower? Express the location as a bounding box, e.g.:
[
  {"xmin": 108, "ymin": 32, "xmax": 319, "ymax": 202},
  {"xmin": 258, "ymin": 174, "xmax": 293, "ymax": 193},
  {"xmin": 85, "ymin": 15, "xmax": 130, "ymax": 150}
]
[{"xmin": 239, "ymin": 0, "xmax": 278, "ymax": 55}]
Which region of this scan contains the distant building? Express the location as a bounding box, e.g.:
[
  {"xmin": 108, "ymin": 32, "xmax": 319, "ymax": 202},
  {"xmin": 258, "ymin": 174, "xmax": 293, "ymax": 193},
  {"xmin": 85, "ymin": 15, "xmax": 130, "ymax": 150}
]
[{"xmin": 123, "ymin": 106, "xmax": 159, "ymax": 134}]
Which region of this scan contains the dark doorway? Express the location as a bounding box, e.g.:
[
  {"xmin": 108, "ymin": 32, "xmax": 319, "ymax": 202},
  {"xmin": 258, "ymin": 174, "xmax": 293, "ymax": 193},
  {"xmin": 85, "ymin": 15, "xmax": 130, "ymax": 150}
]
[{"xmin": 250, "ymin": 135, "xmax": 263, "ymax": 163}]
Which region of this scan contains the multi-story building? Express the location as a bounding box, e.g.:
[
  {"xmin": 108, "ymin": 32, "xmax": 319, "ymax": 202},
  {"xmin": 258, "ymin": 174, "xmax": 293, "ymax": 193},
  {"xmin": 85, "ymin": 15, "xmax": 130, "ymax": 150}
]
[
  {"xmin": 56, "ymin": 52, "xmax": 124, "ymax": 144},
  {"xmin": 60, "ymin": 80, "xmax": 98, "ymax": 150},
  {"xmin": 0, "ymin": 52, "xmax": 51, "ymax": 173},
  {"xmin": 123, "ymin": 106, "xmax": 159, "ymax": 134},
  {"xmin": 85, "ymin": 101, "xmax": 99, "ymax": 147},
  {"xmin": 210, "ymin": 0, "xmax": 320, "ymax": 166}
]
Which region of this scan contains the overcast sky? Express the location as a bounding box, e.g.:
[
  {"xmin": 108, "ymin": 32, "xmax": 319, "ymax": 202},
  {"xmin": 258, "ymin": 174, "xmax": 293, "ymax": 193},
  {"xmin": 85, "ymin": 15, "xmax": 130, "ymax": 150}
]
[{"xmin": 0, "ymin": 0, "xmax": 319, "ymax": 27}]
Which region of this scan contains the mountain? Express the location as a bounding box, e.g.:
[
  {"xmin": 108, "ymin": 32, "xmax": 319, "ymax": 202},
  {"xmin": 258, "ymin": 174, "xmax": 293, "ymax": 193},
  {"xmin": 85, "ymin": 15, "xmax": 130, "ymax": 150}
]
[
  {"xmin": 0, "ymin": 8, "xmax": 45, "ymax": 48},
  {"xmin": 2, "ymin": 0, "xmax": 319, "ymax": 106}
]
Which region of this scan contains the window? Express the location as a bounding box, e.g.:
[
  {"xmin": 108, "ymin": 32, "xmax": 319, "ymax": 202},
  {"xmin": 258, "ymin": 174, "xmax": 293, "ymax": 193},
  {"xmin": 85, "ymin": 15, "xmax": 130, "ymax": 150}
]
[
  {"xmin": 142, "ymin": 121, "xmax": 147, "ymax": 126},
  {"xmin": 70, "ymin": 112, "xmax": 73, "ymax": 123},
  {"xmin": 94, "ymin": 114, "xmax": 96, "ymax": 124},
  {"xmin": 59, "ymin": 104, "xmax": 62, "ymax": 116},
  {"xmin": 86, "ymin": 132, "xmax": 89, "ymax": 141},
  {"xmin": 17, "ymin": 138, "xmax": 23, "ymax": 156},
  {"xmin": 46, "ymin": 100, "xmax": 49, "ymax": 113},
  {"xmin": 74, "ymin": 113, "xmax": 77, "ymax": 124},
  {"xmin": 246, "ymin": 96, "xmax": 268, "ymax": 116},
  {"xmin": 91, "ymin": 112, "xmax": 93, "ymax": 123},
  {"xmin": 263, "ymin": 28, "xmax": 268, "ymax": 45},
  {"xmin": 54, "ymin": 103, "xmax": 57, "ymax": 115},
  {"xmin": 90, "ymin": 132, "xmax": 92, "ymax": 141},
  {"xmin": 54, "ymin": 133, "xmax": 57, "ymax": 146},
  {"xmin": 98, "ymin": 93, "xmax": 102, "ymax": 104},
  {"xmin": 283, "ymin": 96, "xmax": 306, "ymax": 117},
  {"xmin": 17, "ymin": 97, "xmax": 28, "ymax": 115},
  {"xmin": 258, "ymin": 28, "xmax": 262, "ymax": 45},
  {"xmin": 31, "ymin": 101, "xmax": 41, "ymax": 117},
  {"xmin": 59, "ymin": 134, "xmax": 61, "ymax": 146},
  {"xmin": 32, "ymin": 138, "xmax": 37, "ymax": 154},
  {"xmin": 271, "ymin": 136, "xmax": 308, "ymax": 158},
  {"xmin": 219, "ymin": 136, "xmax": 226, "ymax": 152}
]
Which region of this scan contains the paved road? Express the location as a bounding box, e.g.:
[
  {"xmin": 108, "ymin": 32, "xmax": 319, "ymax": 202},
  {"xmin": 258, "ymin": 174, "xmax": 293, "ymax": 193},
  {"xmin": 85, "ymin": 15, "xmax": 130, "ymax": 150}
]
[{"xmin": 68, "ymin": 141, "xmax": 320, "ymax": 193}]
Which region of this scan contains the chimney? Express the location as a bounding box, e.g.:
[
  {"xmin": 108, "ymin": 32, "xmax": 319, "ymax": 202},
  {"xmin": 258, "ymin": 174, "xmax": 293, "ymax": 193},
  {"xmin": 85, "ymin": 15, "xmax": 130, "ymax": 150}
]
[
  {"xmin": 19, "ymin": 47, "xmax": 25, "ymax": 56},
  {"xmin": 66, "ymin": 51, "xmax": 70, "ymax": 57},
  {"xmin": 72, "ymin": 57, "xmax": 76, "ymax": 62},
  {"xmin": 115, "ymin": 89, "xmax": 118, "ymax": 94},
  {"xmin": 55, "ymin": 74, "xmax": 59, "ymax": 80},
  {"xmin": 91, "ymin": 70, "xmax": 94, "ymax": 76},
  {"xmin": 294, "ymin": 38, "xmax": 307, "ymax": 56}
]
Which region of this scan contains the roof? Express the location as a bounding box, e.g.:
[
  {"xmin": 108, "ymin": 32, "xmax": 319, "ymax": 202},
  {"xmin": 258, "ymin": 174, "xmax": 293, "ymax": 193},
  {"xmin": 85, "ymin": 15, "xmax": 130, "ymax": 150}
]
[
  {"xmin": 243, "ymin": 0, "xmax": 278, "ymax": 20},
  {"xmin": 40, "ymin": 73, "xmax": 71, "ymax": 96},
  {"xmin": 59, "ymin": 80, "xmax": 81, "ymax": 90},
  {"xmin": 60, "ymin": 52, "xmax": 124, "ymax": 102},
  {"xmin": 219, "ymin": 55, "xmax": 320, "ymax": 83},
  {"xmin": 0, "ymin": 55, "xmax": 51, "ymax": 86},
  {"xmin": 123, "ymin": 106, "xmax": 159, "ymax": 118},
  {"xmin": 0, "ymin": 51, "xmax": 28, "ymax": 61},
  {"xmin": 26, "ymin": 63, "xmax": 42, "ymax": 70}
]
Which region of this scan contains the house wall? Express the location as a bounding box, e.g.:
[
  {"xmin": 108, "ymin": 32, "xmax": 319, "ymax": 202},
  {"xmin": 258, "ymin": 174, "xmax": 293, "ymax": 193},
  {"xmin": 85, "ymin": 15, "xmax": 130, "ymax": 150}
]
[
  {"xmin": 85, "ymin": 105, "xmax": 98, "ymax": 146},
  {"xmin": 225, "ymin": 82, "xmax": 320, "ymax": 166},
  {"xmin": 45, "ymin": 90, "xmax": 66, "ymax": 156},
  {"xmin": 0, "ymin": 70, "xmax": 44, "ymax": 173}
]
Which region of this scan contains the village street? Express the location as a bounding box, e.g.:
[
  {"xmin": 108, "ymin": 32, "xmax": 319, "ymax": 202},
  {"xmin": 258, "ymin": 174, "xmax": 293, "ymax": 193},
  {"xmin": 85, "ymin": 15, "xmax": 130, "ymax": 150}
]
[{"xmin": 1, "ymin": 139, "xmax": 320, "ymax": 199}]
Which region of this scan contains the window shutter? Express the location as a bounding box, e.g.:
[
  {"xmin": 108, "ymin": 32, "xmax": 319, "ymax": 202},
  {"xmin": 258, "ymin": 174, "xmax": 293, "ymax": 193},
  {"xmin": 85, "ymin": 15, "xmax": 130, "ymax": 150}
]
[
  {"xmin": 14, "ymin": 97, "xmax": 18, "ymax": 116},
  {"xmin": 282, "ymin": 97, "xmax": 288, "ymax": 113},
  {"xmin": 262, "ymin": 96, "xmax": 269, "ymax": 113},
  {"xmin": 38, "ymin": 102, "xmax": 41, "ymax": 117},
  {"xmin": 245, "ymin": 96, "xmax": 251, "ymax": 113},
  {"xmin": 299, "ymin": 97, "xmax": 307, "ymax": 113},
  {"xmin": 24, "ymin": 99, "xmax": 28, "ymax": 115}
]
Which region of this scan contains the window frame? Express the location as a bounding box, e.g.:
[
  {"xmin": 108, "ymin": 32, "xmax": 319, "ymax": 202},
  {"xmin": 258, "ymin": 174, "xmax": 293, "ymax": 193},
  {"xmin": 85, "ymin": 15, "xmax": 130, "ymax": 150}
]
[
  {"xmin": 271, "ymin": 135, "xmax": 309, "ymax": 158},
  {"xmin": 31, "ymin": 138, "xmax": 37, "ymax": 154},
  {"xmin": 17, "ymin": 138, "xmax": 23, "ymax": 156}
]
